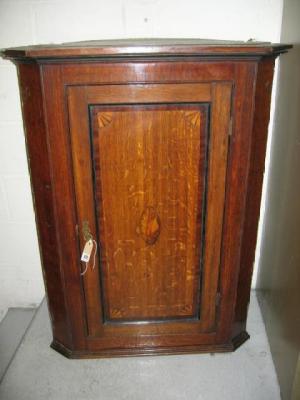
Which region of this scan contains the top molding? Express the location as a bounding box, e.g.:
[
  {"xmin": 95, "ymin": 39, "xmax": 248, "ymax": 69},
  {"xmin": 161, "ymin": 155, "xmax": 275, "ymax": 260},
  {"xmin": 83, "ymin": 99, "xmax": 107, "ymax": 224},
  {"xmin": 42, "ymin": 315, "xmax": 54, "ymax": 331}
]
[{"xmin": 1, "ymin": 38, "xmax": 292, "ymax": 61}]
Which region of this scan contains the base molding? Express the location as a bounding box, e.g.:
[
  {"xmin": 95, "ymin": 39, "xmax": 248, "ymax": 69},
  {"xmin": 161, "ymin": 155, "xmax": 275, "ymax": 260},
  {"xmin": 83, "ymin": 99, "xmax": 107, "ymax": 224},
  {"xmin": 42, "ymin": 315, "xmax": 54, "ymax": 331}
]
[
  {"xmin": 231, "ymin": 331, "xmax": 250, "ymax": 350},
  {"xmin": 51, "ymin": 331, "xmax": 250, "ymax": 359}
]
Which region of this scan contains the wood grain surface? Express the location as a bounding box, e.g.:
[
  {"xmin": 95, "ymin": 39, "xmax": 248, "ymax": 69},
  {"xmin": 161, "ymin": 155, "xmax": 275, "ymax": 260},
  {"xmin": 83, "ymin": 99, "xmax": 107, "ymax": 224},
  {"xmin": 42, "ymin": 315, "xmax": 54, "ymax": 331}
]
[
  {"xmin": 1, "ymin": 38, "xmax": 291, "ymax": 60},
  {"xmin": 91, "ymin": 104, "xmax": 207, "ymax": 322},
  {"xmin": 67, "ymin": 81, "xmax": 231, "ymax": 346},
  {"xmin": 6, "ymin": 39, "xmax": 289, "ymax": 357}
]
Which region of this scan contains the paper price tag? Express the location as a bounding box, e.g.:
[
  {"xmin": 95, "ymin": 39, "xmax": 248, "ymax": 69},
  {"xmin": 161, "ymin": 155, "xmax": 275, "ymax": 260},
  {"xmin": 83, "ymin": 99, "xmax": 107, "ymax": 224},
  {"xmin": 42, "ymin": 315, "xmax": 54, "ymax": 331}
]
[{"xmin": 81, "ymin": 239, "xmax": 93, "ymax": 263}]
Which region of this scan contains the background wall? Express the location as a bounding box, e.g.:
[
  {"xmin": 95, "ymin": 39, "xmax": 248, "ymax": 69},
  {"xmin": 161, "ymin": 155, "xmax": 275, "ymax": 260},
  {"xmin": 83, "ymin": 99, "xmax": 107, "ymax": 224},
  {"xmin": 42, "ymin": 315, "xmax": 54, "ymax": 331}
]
[
  {"xmin": 256, "ymin": 0, "xmax": 300, "ymax": 398},
  {"xmin": 0, "ymin": 0, "xmax": 284, "ymax": 321}
]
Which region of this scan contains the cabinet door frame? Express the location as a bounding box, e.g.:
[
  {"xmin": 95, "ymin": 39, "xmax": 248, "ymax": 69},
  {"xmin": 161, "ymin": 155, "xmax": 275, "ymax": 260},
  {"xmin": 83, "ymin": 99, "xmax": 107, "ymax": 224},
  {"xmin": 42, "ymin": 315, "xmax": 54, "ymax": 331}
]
[{"xmin": 67, "ymin": 82, "xmax": 231, "ymax": 346}]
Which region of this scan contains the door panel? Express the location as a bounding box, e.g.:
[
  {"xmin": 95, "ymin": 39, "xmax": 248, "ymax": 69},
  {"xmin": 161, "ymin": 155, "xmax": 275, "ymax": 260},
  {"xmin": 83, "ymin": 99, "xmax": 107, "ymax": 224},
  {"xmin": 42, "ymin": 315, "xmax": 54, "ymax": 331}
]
[
  {"xmin": 90, "ymin": 104, "xmax": 208, "ymax": 322},
  {"xmin": 67, "ymin": 82, "xmax": 231, "ymax": 347}
]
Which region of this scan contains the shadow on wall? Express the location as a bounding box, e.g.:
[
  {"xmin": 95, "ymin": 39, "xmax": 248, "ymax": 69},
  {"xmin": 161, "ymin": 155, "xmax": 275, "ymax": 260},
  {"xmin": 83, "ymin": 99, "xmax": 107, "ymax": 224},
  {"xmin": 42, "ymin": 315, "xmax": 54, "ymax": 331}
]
[{"xmin": 257, "ymin": 43, "xmax": 300, "ymax": 400}]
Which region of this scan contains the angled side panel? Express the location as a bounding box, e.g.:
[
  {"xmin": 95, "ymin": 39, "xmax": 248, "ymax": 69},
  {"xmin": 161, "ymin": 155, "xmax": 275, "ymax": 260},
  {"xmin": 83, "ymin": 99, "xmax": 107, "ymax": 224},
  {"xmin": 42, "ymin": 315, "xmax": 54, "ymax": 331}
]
[
  {"xmin": 233, "ymin": 58, "xmax": 276, "ymax": 335},
  {"xmin": 17, "ymin": 62, "xmax": 71, "ymax": 347}
]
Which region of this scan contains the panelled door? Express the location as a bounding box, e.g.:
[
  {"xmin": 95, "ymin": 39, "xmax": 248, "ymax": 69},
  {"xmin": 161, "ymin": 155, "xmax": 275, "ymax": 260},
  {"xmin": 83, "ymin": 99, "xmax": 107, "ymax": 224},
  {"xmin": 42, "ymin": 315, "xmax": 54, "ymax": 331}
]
[{"xmin": 67, "ymin": 82, "xmax": 232, "ymax": 351}]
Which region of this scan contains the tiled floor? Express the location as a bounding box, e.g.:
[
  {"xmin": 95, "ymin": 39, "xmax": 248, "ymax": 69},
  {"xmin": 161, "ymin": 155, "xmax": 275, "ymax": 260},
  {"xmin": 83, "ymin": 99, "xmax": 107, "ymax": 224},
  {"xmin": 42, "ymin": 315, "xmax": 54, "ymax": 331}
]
[{"xmin": 0, "ymin": 293, "xmax": 281, "ymax": 400}]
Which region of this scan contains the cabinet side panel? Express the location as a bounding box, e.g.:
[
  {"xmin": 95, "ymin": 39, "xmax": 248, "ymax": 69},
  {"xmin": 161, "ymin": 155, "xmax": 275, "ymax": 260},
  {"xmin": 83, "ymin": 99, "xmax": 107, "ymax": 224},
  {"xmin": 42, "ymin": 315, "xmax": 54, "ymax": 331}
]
[
  {"xmin": 233, "ymin": 58, "xmax": 275, "ymax": 334},
  {"xmin": 217, "ymin": 62, "xmax": 257, "ymax": 343},
  {"xmin": 17, "ymin": 62, "xmax": 71, "ymax": 346}
]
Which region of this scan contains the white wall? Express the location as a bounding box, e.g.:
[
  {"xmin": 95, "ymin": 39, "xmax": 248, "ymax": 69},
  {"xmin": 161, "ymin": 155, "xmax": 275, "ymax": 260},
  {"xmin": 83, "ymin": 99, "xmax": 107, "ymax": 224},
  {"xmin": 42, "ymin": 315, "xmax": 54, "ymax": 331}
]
[
  {"xmin": 0, "ymin": 0, "xmax": 283, "ymax": 321},
  {"xmin": 256, "ymin": 0, "xmax": 300, "ymax": 397}
]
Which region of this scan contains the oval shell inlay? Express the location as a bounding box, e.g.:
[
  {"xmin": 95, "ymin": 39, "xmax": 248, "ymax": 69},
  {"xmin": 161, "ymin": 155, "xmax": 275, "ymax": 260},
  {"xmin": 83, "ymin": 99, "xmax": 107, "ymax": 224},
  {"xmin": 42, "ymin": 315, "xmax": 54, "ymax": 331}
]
[{"xmin": 136, "ymin": 206, "xmax": 161, "ymax": 245}]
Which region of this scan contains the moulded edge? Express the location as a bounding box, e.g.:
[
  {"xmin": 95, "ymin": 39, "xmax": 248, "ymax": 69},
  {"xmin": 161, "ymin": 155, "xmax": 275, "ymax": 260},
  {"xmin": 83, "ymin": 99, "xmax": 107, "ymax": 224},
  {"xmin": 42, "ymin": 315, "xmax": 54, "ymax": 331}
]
[{"xmin": 50, "ymin": 331, "xmax": 250, "ymax": 359}]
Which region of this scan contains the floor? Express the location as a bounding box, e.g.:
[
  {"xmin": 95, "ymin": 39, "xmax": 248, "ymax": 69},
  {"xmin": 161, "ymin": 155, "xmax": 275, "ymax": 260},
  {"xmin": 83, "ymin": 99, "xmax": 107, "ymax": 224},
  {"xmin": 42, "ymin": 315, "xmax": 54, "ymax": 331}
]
[
  {"xmin": 0, "ymin": 308, "xmax": 35, "ymax": 382},
  {"xmin": 0, "ymin": 293, "xmax": 281, "ymax": 400}
]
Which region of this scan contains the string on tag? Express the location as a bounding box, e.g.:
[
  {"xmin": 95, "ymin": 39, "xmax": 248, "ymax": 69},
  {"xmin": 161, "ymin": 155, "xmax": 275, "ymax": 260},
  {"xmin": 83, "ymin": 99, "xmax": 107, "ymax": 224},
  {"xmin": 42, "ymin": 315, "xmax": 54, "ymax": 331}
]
[
  {"xmin": 80, "ymin": 239, "xmax": 98, "ymax": 276},
  {"xmin": 80, "ymin": 260, "xmax": 89, "ymax": 276}
]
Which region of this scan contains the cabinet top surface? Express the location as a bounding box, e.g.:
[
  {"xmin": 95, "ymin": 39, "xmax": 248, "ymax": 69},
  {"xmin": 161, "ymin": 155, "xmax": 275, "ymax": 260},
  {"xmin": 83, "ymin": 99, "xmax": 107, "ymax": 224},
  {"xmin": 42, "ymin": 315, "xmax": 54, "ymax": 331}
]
[{"xmin": 1, "ymin": 38, "xmax": 292, "ymax": 60}]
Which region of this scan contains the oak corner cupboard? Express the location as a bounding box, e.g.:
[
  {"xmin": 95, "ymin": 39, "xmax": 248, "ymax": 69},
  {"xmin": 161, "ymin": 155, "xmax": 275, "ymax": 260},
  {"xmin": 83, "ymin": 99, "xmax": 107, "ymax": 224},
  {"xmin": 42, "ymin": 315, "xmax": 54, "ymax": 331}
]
[{"xmin": 1, "ymin": 39, "xmax": 291, "ymax": 358}]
